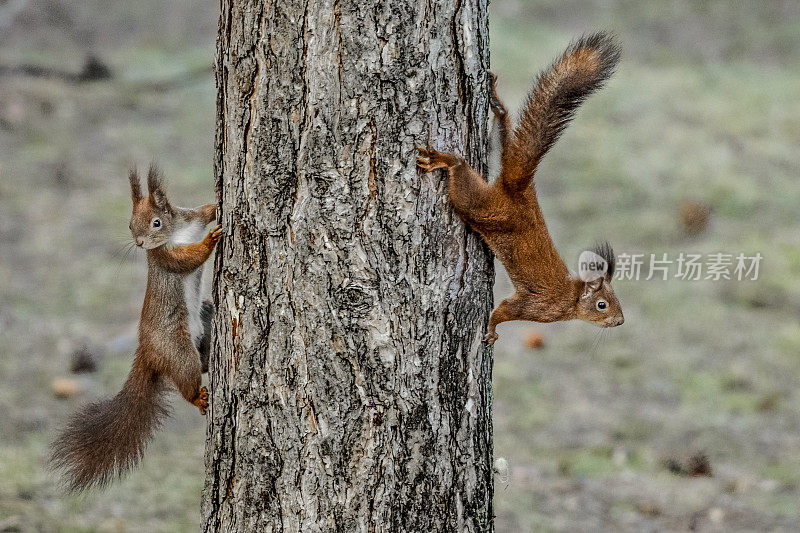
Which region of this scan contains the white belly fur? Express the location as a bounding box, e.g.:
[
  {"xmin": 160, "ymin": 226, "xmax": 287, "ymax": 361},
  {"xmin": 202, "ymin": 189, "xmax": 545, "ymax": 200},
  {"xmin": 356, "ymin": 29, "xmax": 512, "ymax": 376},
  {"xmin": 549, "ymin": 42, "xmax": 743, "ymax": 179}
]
[{"xmin": 171, "ymin": 220, "xmax": 207, "ymax": 343}]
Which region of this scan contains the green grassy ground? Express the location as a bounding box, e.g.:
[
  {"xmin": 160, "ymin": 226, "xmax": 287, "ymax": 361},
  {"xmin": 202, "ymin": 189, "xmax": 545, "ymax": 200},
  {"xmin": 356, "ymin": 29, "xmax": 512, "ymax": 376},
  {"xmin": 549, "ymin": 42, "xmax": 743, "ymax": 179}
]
[
  {"xmin": 490, "ymin": 2, "xmax": 800, "ymax": 531},
  {"xmin": 1, "ymin": 1, "xmax": 799, "ymax": 531}
]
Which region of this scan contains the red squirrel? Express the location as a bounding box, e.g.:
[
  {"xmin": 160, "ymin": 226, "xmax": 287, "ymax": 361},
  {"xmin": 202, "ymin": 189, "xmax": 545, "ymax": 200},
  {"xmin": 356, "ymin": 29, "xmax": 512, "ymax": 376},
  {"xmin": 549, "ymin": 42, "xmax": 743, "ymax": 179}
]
[
  {"xmin": 417, "ymin": 32, "xmax": 624, "ymax": 345},
  {"xmin": 51, "ymin": 165, "xmax": 220, "ymax": 490}
]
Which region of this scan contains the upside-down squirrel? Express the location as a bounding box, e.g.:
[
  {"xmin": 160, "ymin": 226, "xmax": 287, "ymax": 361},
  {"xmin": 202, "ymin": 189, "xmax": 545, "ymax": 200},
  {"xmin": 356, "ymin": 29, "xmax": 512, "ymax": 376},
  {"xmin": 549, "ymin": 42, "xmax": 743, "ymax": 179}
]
[{"xmin": 418, "ymin": 32, "xmax": 624, "ymax": 344}]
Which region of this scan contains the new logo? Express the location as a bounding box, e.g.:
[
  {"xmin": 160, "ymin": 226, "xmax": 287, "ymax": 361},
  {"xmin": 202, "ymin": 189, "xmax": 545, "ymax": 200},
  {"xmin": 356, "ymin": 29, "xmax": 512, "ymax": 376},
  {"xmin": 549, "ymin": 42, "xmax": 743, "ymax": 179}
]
[{"xmin": 578, "ymin": 250, "xmax": 608, "ymax": 282}]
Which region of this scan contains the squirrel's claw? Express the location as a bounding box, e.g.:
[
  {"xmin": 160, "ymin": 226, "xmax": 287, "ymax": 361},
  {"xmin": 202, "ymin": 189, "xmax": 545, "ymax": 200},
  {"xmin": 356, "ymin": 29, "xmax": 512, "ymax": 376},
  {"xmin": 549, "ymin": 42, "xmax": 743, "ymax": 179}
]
[
  {"xmin": 193, "ymin": 386, "xmax": 209, "ymax": 415},
  {"xmin": 488, "ymin": 72, "xmax": 506, "ymax": 117},
  {"xmin": 483, "ymin": 331, "xmax": 499, "ymax": 346},
  {"xmin": 205, "ymin": 225, "xmax": 222, "ymax": 247},
  {"xmin": 416, "ymin": 146, "xmax": 448, "ymax": 172}
]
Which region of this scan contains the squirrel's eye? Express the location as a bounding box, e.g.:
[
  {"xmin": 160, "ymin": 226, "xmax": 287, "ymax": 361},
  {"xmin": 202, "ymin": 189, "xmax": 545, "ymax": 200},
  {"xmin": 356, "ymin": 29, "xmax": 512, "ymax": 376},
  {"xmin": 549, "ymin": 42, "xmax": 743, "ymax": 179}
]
[
  {"xmin": 596, "ymin": 300, "xmax": 607, "ymax": 311},
  {"xmin": 152, "ymin": 218, "xmax": 161, "ymax": 228}
]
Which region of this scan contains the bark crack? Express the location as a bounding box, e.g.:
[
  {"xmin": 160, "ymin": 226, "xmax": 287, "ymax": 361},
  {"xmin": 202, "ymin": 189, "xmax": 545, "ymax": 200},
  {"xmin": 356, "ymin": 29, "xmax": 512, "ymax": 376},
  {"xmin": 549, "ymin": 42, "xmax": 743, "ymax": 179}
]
[{"xmin": 206, "ymin": 0, "xmax": 493, "ymax": 530}]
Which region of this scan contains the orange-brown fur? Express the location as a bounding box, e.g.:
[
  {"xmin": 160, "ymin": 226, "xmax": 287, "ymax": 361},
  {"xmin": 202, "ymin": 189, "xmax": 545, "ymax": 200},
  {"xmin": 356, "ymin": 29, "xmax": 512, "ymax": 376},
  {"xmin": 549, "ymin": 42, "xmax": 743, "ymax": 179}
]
[
  {"xmin": 418, "ymin": 33, "xmax": 624, "ymax": 345},
  {"xmin": 51, "ymin": 165, "xmax": 219, "ymax": 491}
]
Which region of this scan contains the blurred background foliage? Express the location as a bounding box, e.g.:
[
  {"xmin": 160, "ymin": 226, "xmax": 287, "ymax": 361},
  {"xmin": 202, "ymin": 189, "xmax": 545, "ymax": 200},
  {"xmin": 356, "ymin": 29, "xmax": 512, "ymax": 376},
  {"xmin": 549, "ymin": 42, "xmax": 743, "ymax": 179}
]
[{"xmin": 1, "ymin": 0, "xmax": 799, "ymax": 531}]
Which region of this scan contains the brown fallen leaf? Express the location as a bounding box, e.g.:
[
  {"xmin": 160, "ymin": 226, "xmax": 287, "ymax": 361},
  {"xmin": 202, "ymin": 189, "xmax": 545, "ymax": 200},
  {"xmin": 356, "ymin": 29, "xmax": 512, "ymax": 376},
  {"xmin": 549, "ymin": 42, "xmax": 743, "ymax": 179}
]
[
  {"xmin": 51, "ymin": 377, "xmax": 79, "ymax": 399},
  {"xmin": 662, "ymin": 452, "xmax": 712, "ymax": 477},
  {"xmin": 70, "ymin": 346, "xmax": 99, "ymax": 374},
  {"xmin": 680, "ymin": 201, "xmax": 711, "ymax": 236},
  {"xmin": 636, "ymin": 500, "xmax": 662, "ymax": 517},
  {"xmin": 688, "ymin": 452, "xmax": 713, "ymax": 477},
  {"xmin": 524, "ymin": 331, "xmax": 545, "ymax": 349}
]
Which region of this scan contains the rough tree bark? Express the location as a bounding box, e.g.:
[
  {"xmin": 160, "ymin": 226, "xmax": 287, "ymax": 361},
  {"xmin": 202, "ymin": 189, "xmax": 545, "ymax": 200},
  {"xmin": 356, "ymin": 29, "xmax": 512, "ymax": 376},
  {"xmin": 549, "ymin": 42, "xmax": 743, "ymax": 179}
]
[{"xmin": 203, "ymin": 0, "xmax": 493, "ymax": 531}]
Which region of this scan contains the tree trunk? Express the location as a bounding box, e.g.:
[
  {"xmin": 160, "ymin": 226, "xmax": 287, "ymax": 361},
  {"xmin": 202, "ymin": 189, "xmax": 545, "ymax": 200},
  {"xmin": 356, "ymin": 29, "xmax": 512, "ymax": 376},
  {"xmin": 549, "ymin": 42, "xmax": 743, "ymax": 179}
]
[{"xmin": 203, "ymin": 1, "xmax": 493, "ymax": 531}]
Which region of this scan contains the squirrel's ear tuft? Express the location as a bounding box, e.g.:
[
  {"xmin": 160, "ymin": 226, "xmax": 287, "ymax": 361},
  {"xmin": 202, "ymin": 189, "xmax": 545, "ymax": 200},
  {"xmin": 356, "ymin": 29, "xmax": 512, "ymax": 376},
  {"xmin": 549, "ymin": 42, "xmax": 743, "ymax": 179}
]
[
  {"xmin": 129, "ymin": 168, "xmax": 143, "ymax": 203},
  {"xmin": 147, "ymin": 164, "xmax": 169, "ymax": 210},
  {"xmin": 592, "ymin": 241, "xmax": 616, "ymax": 280}
]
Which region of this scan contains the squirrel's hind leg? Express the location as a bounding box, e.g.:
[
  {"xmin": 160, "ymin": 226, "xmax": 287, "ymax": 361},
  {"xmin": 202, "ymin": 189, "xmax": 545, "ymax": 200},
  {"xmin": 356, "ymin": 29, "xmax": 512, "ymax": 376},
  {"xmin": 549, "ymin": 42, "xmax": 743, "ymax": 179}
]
[
  {"xmin": 489, "ymin": 72, "xmax": 513, "ymax": 151},
  {"xmin": 417, "ymin": 146, "xmax": 460, "ymax": 172},
  {"xmin": 417, "ymin": 147, "xmax": 493, "ymax": 225},
  {"xmin": 196, "ymin": 300, "xmax": 214, "ymax": 373},
  {"xmin": 447, "ymin": 163, "xmax": 494, "ymax": 225},
  {"xmin": 169, "ymin": 341, "xmax": 208, "ymax": 414}
]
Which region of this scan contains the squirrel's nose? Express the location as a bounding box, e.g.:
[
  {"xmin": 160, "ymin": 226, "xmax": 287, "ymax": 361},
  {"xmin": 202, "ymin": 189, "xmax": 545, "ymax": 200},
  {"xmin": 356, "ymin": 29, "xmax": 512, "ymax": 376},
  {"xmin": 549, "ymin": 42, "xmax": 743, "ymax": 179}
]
[{"xmin": 136, "ymin": 238, "xmax": 144, "ymax": 247}]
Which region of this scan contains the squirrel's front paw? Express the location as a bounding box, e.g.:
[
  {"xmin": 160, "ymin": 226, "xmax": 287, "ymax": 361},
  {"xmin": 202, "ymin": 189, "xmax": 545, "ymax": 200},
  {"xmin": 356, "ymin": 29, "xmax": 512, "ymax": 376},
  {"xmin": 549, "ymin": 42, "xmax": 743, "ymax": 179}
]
[
  {"xmin": 416, "ymin": 146, "xmax": 449, "ymax": 172},
  {"xmin": 483, "ymin": 331, "xmax": 499, "ymax": 346},
  {"xmin": 192, "ymin": 386, "xmax": 209, "ymax": 415},
  {"xmin": 202, "ymin": 203, "xmax": 218, "ymax": 222},
  {"xmin": 204, "ymin": 225, "xmax": 222, "ymax": 248}
]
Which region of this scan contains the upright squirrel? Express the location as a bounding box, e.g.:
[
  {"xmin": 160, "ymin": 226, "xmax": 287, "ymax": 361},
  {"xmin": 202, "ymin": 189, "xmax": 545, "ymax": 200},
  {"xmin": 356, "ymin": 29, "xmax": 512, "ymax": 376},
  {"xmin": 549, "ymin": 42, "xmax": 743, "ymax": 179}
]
[
  {"xmin": 417, "ymin": 32, "xmax": 624, "ymax": 345},
  {"xmin": 51, "ymin": 165, "xmax": 221, "ymax": 491}
]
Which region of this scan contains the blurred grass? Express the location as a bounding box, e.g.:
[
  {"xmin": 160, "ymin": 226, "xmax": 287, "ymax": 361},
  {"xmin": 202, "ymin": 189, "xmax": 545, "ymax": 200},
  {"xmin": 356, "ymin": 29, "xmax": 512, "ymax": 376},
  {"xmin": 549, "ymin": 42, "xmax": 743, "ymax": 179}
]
[
  {"xmin": 0, "ymin": 1, "xmax": 216, "ymax": 530},
  {"xmin": 1, "ymin": 0, "xmax": 800, "ymax": 531},
  {"xmin": 489, "ymin": 1, "xmax": 800, "ymax": 531}
]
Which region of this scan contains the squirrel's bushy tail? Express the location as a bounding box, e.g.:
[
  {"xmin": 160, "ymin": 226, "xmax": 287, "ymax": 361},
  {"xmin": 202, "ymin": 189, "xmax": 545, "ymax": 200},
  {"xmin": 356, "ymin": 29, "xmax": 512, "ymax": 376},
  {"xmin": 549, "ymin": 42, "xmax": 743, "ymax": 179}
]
[
  {"xmin": 50, "ymin": 365, "xmax": 169, "ymax": 491},
  {"xmin": 502, "ymin": 32, "xmax": 620, "ymax": 191}
]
